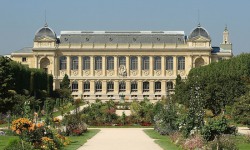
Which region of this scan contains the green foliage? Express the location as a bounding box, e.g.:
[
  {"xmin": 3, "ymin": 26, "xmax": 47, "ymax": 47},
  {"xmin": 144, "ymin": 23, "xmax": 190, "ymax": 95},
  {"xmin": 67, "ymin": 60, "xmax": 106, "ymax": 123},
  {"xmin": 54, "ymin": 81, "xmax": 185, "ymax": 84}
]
[
  {"xmin": 175, "ymin": 54, "xmax": 250, "ymax": 116},
  {"xmin": 63, "ymin": 113, "xmax": 87, "ymax": 136},
  {"xmin": 81, "ymin": 100, "xmax": 118, "ymax": 126},
  {"xmin": 4, "ymin": 139, "xmax": 34, "ymax": 150},
  {"xmin": 208, "ymin": 134, "xmax": 238, "ymax": 150},
  {"xmin": 154, "ymin": 97, "xmax": 179, "ymax": 135},
  {"xmin": 60, "ymin": 74, "xmax": 70, "ymax": 89},
  {"xmin": 232, "ymin": 92, "xmax": 250, "ymax": 127},
  {"xmin": 130, "ymin": 99, "xmax": 154, "ymax": 124},
  {"xmin": 0, "ymin": 57, "xmax": 14, "ymax": 112},
  {"xmin": 201, "ymin": 116, "xmax": 236, "ymax": 141}
]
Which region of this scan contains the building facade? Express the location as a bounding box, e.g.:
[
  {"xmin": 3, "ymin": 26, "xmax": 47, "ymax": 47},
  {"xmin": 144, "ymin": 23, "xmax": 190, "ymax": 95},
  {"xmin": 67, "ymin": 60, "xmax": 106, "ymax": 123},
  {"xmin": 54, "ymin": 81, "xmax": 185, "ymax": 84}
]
[{"xmin": 11, "ymin": 23, "xmax": 233, "ymax": 100}]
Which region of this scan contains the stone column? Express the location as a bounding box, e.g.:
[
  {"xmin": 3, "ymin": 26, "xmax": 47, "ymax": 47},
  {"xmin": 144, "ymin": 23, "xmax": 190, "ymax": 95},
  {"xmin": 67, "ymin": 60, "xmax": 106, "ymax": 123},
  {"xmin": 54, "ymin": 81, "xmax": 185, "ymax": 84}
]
[
  {"xmin": 126, "ymin": 80, "xmax": 130, "ymax": 95},
  {"xmin": 114, "ymin": 80, "xmax": 119, "ymax": 94},
  {"xmin": 78, "ymin": 56, "xmax": 82, "ymax": 76},
  {"xmin": 90, "ymin": 56, "xmax": 94, "ymax": 76},
  {"xmin": 78, "ymin": 80, "xmax": 83, "ymax": 94},
  {"xmin": 138, "ymin": 56, "xmax": 142, "ymax": 76},
  {"xmin": 161, "ymin": 81, "xmax": 166, "ymax": 97},
  {"xmin": 173, "ymin": 56, "xmax": 177, "ymax": 76},
  {"xmin": 102, "ymin": 80, "xmax": 107, "ymax": 94},
  {"xmin": 138, "ymin": 80, "xmax": 142, "ymax": 94},
  {"xmin": 114, "ymin": 56, "xmax": 118, "ymax": 76},
  {"xmin": 161, "ymin": 56, "xmax": 165, "ymax": 76},
  {"xmin": 102, "ymin": 56, "xmax": 106, "ymax": 76},
  {"xmin": 53, "ymin": 55, "xmax": 58, "ymax": 77},
  {"xmin": 126, "ymin": 56, "xmax": 130, "ymax": 76},
  {"xmin": 34, "ymin": 55, "xmax": 38, "ymax": 68},
  {"xmin": 90, "ymin": 80, "xmax": 95, "ymax": 94},
  {"xmin": 67, "ymin": 56, "xmax": 71, "ymax": 76},
  {"xmin": 149, "ymin": 80, "xmax": 154, "ymax": 95},
  {"xmin": 150, "ymin": 56, "xmax": 154, "ymax": 76}
]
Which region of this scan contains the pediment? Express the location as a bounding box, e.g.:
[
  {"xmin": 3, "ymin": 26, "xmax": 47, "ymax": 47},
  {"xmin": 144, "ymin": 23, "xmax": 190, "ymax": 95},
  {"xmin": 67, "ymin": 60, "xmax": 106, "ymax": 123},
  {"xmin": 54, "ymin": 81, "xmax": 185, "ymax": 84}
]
[
  {"xmin": 188, "ymin": 35, "xmax": 211, "ymax": 42},
  {"xmin": 35, "ymin": 36, "xmax": 56, "ymax": 42}
]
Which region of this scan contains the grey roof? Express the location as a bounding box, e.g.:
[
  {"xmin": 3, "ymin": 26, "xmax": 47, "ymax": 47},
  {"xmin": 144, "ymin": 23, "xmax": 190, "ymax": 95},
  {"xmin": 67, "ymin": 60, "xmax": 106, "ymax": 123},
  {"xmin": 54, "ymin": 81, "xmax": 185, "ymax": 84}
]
[
  {"xmin": 189, "ymin": 24, "xmax": 210, "ymax": 40},
  {"xmin": 59, "ymin": 31, "xmax": 185, "ymax": 44},
  {"xmin": 12, "ymin": 47, "xmax": 32, "ymax": 53},
  {"xmin": 34, "ymin": 23, "xmax": 57, "ymax": 41}
]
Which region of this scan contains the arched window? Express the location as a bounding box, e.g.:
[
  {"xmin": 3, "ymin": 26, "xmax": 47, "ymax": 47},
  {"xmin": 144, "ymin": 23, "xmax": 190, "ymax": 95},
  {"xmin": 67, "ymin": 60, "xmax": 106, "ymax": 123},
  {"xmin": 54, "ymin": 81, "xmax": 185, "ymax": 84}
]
[
  {"xmin": 119, "ymin": 56, "xmax": 126, "ymax": 67},
  {"xmin": 71, "ymin": 56, "xmax": 78, "ymax": 70},
  {"xmin": 130, "ymin": 56, "xmax": 138, "ymax": 70},
  {"xmin": 107, "ymin": 81, "xmax": 114, "ymax": 92},
  {"xmin": 72, "ymin": 81, "xmax": 78, "ymax": 92},
  {"xmin": 166, "ymin": 56, "xmax": 173, "ymax": 70},
  {"xmin": 59, "ymin": 56, "xmax": 67, "ymax": 70},
  {"xmin": 83, "ymin": 56, "xmax": 90, "ymax": 70},
  {"xmin": 155, "ymin": 81, "xmax": 161, "ymax": 92},
  {"xmin": 154, "ymin": 56, "xmax": 161, "ymax": 70},
  {"xmin": 143, "ymin": 81, "xmax": 149, "ymax": 92},
  {"xmin": 142, "ymin": 56, "xmax": 149, "ymax": 70},
  {"xmin": 95, "ymin": 56, "xmax": 102, "ymax": 70},
  {"xmin": 131, "ymin": 81, "xmax": 137, "ymax": 92},
  {"xmin": 95, "ymin": 81, "xmax": 102, "ymax": 92},
  {"xmin": 119, "ymin": 81, "xmax": 126, "ymax": 92},
  {"xmin": 107, "ymin": 56, "xmax": 114, "ymax": 70},
  {"xmin": 83, "ymin": 81, "xmax": 90, "ymax": 92},
  {"xmin": 178, "ymin": 56, "xmax": 185, "ymax": 70},
  {"xmin": 167, "ymin": 81, "xmax": 173, "ymax": 90}
]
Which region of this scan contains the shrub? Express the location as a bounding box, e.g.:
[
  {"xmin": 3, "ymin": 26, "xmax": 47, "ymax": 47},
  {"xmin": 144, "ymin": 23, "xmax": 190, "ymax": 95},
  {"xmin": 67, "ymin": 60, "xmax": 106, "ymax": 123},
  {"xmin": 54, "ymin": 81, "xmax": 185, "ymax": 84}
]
[
  {"xmin": 183, "ymin": 134, "xmax": 204, "ymax": 150},
  {"xmin": 4, "ymin": 139, "xmax": 34, "ymax": 150},
  {"xmin": 154, "ymin": 101, "xmax": 178, "ymax": 135},
  {"xmin": 201, "ymin": 116, "xmax": 237, "ymax": 141},
  {"xmin": 63, "ymin": 113, "xmax": 87, "ymax": 136},
  {"xmin": 169, "ymin": 131, "xmax": 184, "ymax": 146},
  {"xmin": 208, "ymin": 134, "xmax": 238, "ymax": 150}
]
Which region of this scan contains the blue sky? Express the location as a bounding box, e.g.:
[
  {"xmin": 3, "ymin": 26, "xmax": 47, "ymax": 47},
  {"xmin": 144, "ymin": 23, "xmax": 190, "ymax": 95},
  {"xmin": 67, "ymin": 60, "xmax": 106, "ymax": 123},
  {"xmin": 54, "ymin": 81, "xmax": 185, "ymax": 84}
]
[{"xmin": 0, "ymin": 0, "xmax": 249, "ymax": 55}]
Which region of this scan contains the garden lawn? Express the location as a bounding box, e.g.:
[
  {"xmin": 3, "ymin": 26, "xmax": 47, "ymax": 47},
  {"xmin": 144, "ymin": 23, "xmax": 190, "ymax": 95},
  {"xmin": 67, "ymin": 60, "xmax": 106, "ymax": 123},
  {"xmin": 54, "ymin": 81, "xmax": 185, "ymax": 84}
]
[
  {"xmin": 0, "ymin": 136, "xmax": 18, "ymax": 149},
  {"xmin": 234, "ymin": 135, "xmax": 250, "ymax": 150},
  {"xmin": 144, "ymin": 129, "xmax": 181, "ymax": 150},
  {"xmin": 63, "ymin": 129, "xmax": 100, "ymax": 150}
]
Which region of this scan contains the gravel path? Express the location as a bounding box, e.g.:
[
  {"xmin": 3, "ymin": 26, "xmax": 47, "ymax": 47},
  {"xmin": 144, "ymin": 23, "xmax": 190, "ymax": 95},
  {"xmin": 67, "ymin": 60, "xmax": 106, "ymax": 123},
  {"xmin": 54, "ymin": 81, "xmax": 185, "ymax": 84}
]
[{"xmin": 77, "ymin": 128, "xmax": 162, "ymax": 150}]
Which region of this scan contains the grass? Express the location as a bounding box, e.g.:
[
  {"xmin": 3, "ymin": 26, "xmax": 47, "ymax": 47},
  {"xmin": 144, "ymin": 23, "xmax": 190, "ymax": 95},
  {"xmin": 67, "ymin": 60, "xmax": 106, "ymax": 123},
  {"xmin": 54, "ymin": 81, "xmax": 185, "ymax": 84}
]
[
  {"xmin": 234, "ymin": 135, "xmax": 250, "ymax": 150},
  {"xmin": 90, "ymin": 125, "xmax": 153, "ymax": 128},
  {"xmin": 63, "ymin": 129, "xmax": 100, "ymax": 150},
  {"xmin": 0, "ymin": 136, "xmax": 18, "ymax": 149},
  {"xmin": 143, "ymin": 129, "xmax": 181, "ymax": 150}
]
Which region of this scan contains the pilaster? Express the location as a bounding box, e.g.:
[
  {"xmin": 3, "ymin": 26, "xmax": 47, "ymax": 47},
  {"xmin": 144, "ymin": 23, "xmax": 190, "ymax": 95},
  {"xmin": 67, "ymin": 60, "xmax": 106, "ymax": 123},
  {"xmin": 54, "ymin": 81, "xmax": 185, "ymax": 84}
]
[
  {"xmin": 78, "ymin": 56, "xmax": 82, "ymax": 76},
  {"xmin": 102, "ymin": 56, "xmax": 106, "ymax": 76},
  {"xmin": 90, "ymin": 56, "xmax": 94, "ymax": 76},
  {"xmin": 138, "ymin": 56, "xmax": 142, "ymax": 76},
  {"xmin": 149, "ymin": 56, "xmax": 154, "ymax": 76},
  {"xmin": 66, "ymin": 56, "xmax": 71, "ymax": 76},
  {"xmin": 114, "ymin": 56, "xmax": 118, "ymax": 76},
  {"xmin": 126, "ymin": 56, "xmax": 130, "ymax": 76},
  {"xmin": 161, "ymin": 56, "xmax": 165, "ymax": 76}
]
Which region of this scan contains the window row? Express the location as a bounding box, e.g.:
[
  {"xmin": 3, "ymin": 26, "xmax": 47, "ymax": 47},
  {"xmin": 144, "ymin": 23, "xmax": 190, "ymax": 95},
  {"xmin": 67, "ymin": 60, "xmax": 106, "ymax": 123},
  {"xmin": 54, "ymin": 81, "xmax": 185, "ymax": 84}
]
[
  {"xmin": 71, "ymin": 81, "xmax": 174, "ymax": 93},
  {"xmin": 59, "ymin": 56, "xmax": 185, "ymax": 71}
]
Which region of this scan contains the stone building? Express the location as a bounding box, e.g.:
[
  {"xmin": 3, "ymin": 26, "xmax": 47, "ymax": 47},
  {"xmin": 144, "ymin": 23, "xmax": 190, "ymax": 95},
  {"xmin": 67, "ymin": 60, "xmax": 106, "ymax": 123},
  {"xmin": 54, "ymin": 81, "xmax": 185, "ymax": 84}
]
[{"xmin": 11, "ymin": 23, "xmax": 232, "ymax": 100}]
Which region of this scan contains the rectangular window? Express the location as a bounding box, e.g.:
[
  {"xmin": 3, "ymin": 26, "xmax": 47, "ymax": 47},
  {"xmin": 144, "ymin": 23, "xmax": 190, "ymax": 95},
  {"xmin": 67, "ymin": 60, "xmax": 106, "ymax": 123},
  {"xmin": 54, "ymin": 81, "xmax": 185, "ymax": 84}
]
[
  {"xmin": 166, "ymin": 57, "xmax": 173, "ymax": 70},
  {"xmin": 22, "ymin": 57, "xmax": 27, "ymax": 62},
  {"xmin": 83, "ymin": 57, "xmax": 90, "ymax": 70}
]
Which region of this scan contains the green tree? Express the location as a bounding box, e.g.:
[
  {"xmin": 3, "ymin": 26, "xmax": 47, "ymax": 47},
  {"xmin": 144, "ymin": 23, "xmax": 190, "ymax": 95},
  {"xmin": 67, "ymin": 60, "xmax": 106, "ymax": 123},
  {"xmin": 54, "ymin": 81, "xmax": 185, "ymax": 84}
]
[
  {"xmin": 0, "ymin": 56, "xmax": 13, "ymax": 99},
  {"xmin": 60, "ymin": 74, "xmax": 70, "ymax": 89},
  {"xmin": 232, "ymin": 92, "xmax": 250, "ymax": 127}
]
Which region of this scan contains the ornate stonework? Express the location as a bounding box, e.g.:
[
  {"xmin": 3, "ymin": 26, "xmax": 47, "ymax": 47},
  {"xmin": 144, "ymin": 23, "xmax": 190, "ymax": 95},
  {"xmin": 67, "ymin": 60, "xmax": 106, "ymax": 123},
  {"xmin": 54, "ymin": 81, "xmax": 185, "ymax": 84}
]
[
  {"xmin": 107, "ymin": 70, "xmax": 114, "ymax": 76},
  {"xmin": 71, "ymin": 70, "xmax": 78, "ymax": 76},
  {"xmin": 83, "ymin": 70, "xmax": 90, "ymax": 76},
  {"xmin": 130, "ymin": 70, "xmax": 138, "ymax": 76},
  {"xmin": 178, "ymin": 70, "xmax": 185, "ymax": 76},
  {"xmin": 59, "ymin": 70, "xmax": 66, "ymax": 76},
  {"xmin": 166, "ymin": 70, "xmax": 173, "ymax": 76},
  {"xmin": 142, "ymin": 70, "xmax": 149, "ymax": 76},
  {"xmin": 95, "ymin": 70, "xmax": 102, "ymax": 76},
  {"xmin": 154, "ymin": 70, "xmax": 161, "ymax": 76}
]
